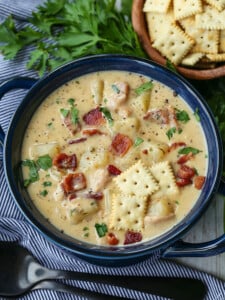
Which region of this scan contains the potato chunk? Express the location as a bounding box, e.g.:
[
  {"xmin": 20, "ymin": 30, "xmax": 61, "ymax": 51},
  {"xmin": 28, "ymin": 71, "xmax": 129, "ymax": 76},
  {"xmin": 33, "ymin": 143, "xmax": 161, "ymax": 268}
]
[
  {"xmin": 66, "ymin": 198, "xmax": 99, "ymax": 224},
  {"xmin": 29, "ymin": 142, "xmax": 60, "ymax": 159},
  {"xmin": 145, "ymin": 198, "xmax": 175, "ymax": 223}
]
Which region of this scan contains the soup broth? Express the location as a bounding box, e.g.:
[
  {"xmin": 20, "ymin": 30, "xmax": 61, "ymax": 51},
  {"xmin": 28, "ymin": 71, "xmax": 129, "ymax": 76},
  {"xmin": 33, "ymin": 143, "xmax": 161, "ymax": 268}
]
[{"xmin": 21, "ymin": 71, "xmax": 207, "ymax": 246}]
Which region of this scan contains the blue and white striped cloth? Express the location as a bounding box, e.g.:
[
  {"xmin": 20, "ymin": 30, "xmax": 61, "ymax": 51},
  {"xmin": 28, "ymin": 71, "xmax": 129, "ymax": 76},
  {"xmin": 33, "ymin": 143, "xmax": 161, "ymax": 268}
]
[{"xmin": 1, "ymin": 1, "xmax": 225, "ymax": 299}]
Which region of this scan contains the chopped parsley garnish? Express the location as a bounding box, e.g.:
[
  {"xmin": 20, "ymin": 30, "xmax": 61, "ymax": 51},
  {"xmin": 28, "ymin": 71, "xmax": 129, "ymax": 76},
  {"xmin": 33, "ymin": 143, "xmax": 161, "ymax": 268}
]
[
  {"xmin": 100, "ymin": 106, "xmax": 114, "ymax": 126},
  {"xmin": 40, "ymin": 190, "xmax": 48, "ymax": 197},
  {"xmin": 134, "ymin": 137, "xmax": 144, "ymax": 147},
  {"xmin": 22, "ymin": 156, "xmax": 53, "ymax": 187},
  {"xmin": 36, "ymin": 154, "xmax": 52, "ymax": 170},
  {"xmin": 166, "ymin": 127, "xmax": 176, "ymax": 140},
  {"xmin": 22, "ymin": 159, "xmax": 39, "ymax": 187},
  {"xmin": 43, "ymin": 181, "xmax": 52, "ymax": 187},
  {"xmin": 71, "ymin": 106, "xmax": 79, "ymax": 124},
  {"xmin": 176, "ymin": 109, "xmax": 190, "ymax": 123},
  {"xmin": 135, "ymin": 81, "xmax": 153, "ymax": 96},
  {"xmin": 95, "ymin": 223, "xmax": 108, "ymax": 237},
  {"xmin": 111, "ymin": 84, "xmax": 120, "ymax": 94},
  {"xmin": 178, "ymin": 147, "xmax": 202, "ymax": 155},
  {"xmin": 68, "ymin": 98, "xmax": 75, "ymax": 106},
  {"xmin": 194, "ymin": 107, "xmax": 201, "ymax": 122},
  {"xmin": 60, "ymin": 108, "xmax": 69, "ymax": 118}
]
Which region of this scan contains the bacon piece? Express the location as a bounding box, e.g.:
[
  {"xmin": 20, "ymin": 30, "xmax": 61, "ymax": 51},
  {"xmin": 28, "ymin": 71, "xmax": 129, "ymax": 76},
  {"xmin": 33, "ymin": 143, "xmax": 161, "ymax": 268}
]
[
  {"xmin": 176, "ymin": 177, "xmax": 192, "ymax": 187},
  {"xmin": 107, "ymin": 164, "xmax": 121, "ymax": 175},
  {"xmin": 83, "ymin": 107, "xmax": 105, "ymax": 126},
  {"xmin": 53, "ymin": 153, "xmax": 77, "ymax": 171},
  {"xmin": 62, "ymin": 173, "xmax": 86, "ymax": 193},
  {"xmin": 177, "ymin": 153, "xmax": 193, "ymax": 164},
  {"xmin": 85, "ymin": 191, "xmax": 104, "ymax": 200},
  {"xmin": 177, "ymin": 164, "xmax": 195, "ymax": 179},
  {"xmin": 63, "ymin": 114, "xmax": 81, "ymax": 135},
  {"xmin": 82, "ymin": 129, "xmax": 104, "ymax": 136},
  {"xmin": 169, "ymin": 142, "xmax": 186, "ymax": 152},
  {"xmin": 107, "ymin": 233, "xmax": 119, "ymax": 245},
  {"xmin": 124, "ymin": 230, "xmax": 142, "ymax": 245},
  {"xmin": 194, "ymin": 176, "xmax": 205, "ymax": 190},
  {"xmin": 111, "ymin": 133, "xmax": 133, "ymax": 156},
  {"xmin": 68, "ymin": 137, "xmax": 87, "ymax": 144}
]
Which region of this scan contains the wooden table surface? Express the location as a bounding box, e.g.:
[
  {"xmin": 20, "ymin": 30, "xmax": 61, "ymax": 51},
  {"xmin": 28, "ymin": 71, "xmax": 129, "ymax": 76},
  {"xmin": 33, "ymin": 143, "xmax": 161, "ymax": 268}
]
[{"xmin": 175, "ymin": 193, "xmax": 225, "ymax": 280}]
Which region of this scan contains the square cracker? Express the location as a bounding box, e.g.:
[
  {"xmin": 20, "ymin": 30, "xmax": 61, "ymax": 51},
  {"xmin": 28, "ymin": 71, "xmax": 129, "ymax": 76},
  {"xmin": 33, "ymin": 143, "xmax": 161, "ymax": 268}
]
[
  {"xmin": 219, "ymin": 30, "xmax": 225, "ymax": 52},
  {"xmin": 179, "ymin": 16, "xmax": 219, "ymax": 53},
  {"xmin": 204, "ymin": 0, "xmax": 225, "ymax": 11},
  {"xmin": 150, "ymin": 161, "xmax": 179, "ymax": 199},
  {"xmin": 143, "ymin": 0, "xmax": 171, "ymax": 13},
  {"xmin": 181, "ymin": 53, "xmax": 204, "ymax": 66},
  {"xmin": 113, "ymin": 160, "xmax": 159, "ymax": 197},
  {"xmin": 110, "ymin": 194, "xmax": 147, "ymax": 231},
  {"xmin": 145, "ymin": 9, "xmax": 175, "ymax": 42},
  {"xmin": 195, "ymin": 5, "xmax": 225, "ymax": 30},
  {"xmin": 173, "ymin": 0, "xmax": 202, "ymax": 20},
  {"xmin": 206, "ymin": 53, "xmax": 225, "ymax": 61},
  {"xmin": 152, "ymin": 23, "xmax": 195, "ymax": 65}
]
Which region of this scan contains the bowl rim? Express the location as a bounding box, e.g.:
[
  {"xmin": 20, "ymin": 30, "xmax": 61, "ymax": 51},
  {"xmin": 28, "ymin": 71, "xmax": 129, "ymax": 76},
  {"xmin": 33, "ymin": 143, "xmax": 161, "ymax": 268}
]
[
  {"xmin": 3, "ymin": 54, "xmax": 224, "ymax": 262},
  {"xmin": 132, "ymin": 0, "xmax": 225, "ymax": 80}
]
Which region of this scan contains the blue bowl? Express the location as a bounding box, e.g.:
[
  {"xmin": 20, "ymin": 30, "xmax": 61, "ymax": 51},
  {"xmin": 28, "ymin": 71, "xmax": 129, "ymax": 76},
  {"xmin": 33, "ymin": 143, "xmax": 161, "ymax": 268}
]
[{"xmin": 1, "ymin": 54, "xmax": 225, "ymax": 266}]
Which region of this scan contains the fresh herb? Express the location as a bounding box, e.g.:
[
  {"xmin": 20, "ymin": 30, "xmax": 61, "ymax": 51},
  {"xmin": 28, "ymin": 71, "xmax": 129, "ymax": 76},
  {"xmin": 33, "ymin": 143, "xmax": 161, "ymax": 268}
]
[
  {"xmin": 100, "ymin": 106, "xmax": 114, "ymax": 126},
  {"xmin": 47, "ymin": 122, "xmax": 53, "ymax": 127},
  {"xmin": 0, "ymin": 0, "xmax": 146, "ymax": 76},
  {"xmin": 95, "ymin": 223, "xmax": 108, "ymax": 237},
  {"xmin": 36, "ymin": 154, "xmax": 52, "ymax": 170},
  {"xmin": 166, "ymin": 59, "xmax": 178, "ymax": 73},
  {"xmin": 43, "ymin": 181, "xmax": 52, "ymax": 187},
  {"xmin": 135, "ymin": 81, "xmax": 153, "ymax": 96},
  {"xmin": 68, "ymin": 98, "xmax": 75, "ymax": 106},
  {"xmin": 194, "ymin": 107, "xmax": 201, "ymax": 122},
  {"xmin": 166, "ymin": 127, "xmax": 176, "ymax": 140},
  {"xmin": 60, "ymin": 108, "xmax": 69, "ymax": 118},
  {"xmin": 111, "ymin": 84, "xmax": 120, "ymax": 94},
  {"xmin": 22, "ymin": 159, "xmax": 39, "ymax": 187},
  {"xmin": 71, "ymin": 106, "xmax": 79, "ymax": 124},
  {"xmin": 178, "ymin": 147, "xmax": 202, "ymax": 155},
  {"xmin": 134, "ymin": 137, "xmax": 144, "ymax": 147},
  {"xmin": 176, "ymin": 109, "xmax": 190, "ymax": 124},
  {"xmin": 40, "ymin": 190, "xmax": 48, "ymax": 197}
]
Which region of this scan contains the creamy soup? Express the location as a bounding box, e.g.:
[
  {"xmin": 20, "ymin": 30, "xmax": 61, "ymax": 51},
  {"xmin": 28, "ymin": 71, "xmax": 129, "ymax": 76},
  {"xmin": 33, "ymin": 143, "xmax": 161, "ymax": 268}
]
[{"xmin": 21, "ymin": 71, "xmax": 207, "ymax": 246}]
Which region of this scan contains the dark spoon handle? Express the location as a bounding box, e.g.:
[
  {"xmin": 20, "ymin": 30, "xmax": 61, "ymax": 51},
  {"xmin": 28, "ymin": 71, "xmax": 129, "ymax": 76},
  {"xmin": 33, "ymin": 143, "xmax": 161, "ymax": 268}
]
[
  {"xmin": 57, "ymin": 272, "xmax": 206, "ymax": 300},
  {"xmin": 32, "ymin": 280, "xmax": 130, "ymax": 300}
]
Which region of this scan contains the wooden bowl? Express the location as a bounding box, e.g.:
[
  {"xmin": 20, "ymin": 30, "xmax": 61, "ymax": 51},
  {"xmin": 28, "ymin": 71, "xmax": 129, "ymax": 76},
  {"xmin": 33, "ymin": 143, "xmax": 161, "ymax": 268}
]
[{"xmin": 132, "ymin": 0, "xmax": 225, "ymax": 80}]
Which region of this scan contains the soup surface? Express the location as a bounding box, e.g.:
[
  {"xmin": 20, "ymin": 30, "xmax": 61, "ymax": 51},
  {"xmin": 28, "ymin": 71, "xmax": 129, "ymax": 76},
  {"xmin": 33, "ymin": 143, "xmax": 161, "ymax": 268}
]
[{"xmin": 21, "ymin": 71, "xmax": 207, "ymax": 246}]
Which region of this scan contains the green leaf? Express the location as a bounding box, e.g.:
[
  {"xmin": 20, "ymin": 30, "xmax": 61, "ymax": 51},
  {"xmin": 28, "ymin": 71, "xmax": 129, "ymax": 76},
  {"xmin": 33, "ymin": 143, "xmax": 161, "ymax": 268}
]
[
  {"xmin": 178, "ymin": 147, "xmax": 202, "ymax": 155},
  {"xmin": 95, "ymin": 223, "xmax": 108, "ymax": 237},
  {"xmin": 71, "ymin": 107, "xmax": 79, "ymax": 124},
  {"xmin": 176, "ymin": 109, "xmax": 190, "ymax": 123},
  {"xmin": 36, "ymin": 155, "xmax": 52, "ymax": 170},
  {"xmin": 40, "ymin": 190, "xmax": 48, "ymax": 196},
  {"xmin": 60, "ymin": 108, "xmax": 69, "ymax": 118},
  {"xmin": 166, "ymin": 127, "xmax": 176, "ymax": 140},
  {"xmin": 134, "ymin": 137, "xmax": 144, "ymax": 147},
  {"xmin": 100, "ymin": 107, "xmax": 114, "ymax": 126},
  {"xmin": 194, "ymin": 107, "xmax": 201, "ymax": 122},
  {"xmin": 166, "ymin": 59, "xmax": 178, "ymax": 73},
  {"xmin": 111, "ymin": 84, "xmax": 120, "ymax": 94},
  {"xmin": 22, "ymin": 159, "xmax": 39, "ymax": 187},
  {"xmin": 135, "ymin": 81, "xmax": 153, "ymax": 96},
  {"xmin": 43, "ymin": 181, "xmax": 52, "ymax": 187}
]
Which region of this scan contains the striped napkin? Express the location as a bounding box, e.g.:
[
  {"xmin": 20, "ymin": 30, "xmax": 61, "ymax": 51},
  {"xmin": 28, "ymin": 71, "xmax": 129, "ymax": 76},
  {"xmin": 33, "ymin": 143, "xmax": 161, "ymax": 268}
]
[{"xmin": 0, "ymin": 1, "xmax": 225, "ymax": 299}]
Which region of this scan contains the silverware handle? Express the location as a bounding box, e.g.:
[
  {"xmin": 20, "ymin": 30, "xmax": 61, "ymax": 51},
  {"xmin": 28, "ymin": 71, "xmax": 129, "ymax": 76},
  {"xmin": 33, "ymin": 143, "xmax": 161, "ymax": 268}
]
[
  {"xmin": 57, "ymin": 272, "xmax": 206, "ymax": 300},
  {"xmin": 32, "ymin": 280, "xmax": 129, "ymax": 300}
]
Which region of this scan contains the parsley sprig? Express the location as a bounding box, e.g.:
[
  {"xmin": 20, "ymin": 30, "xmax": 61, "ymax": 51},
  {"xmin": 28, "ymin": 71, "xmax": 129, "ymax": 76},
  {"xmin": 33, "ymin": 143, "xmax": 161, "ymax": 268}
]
[{"xmin": 0, "ymin": 0, "xmax": 146, "ymax": 76}]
